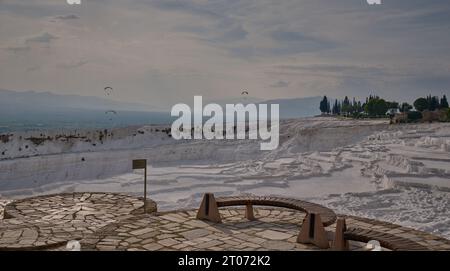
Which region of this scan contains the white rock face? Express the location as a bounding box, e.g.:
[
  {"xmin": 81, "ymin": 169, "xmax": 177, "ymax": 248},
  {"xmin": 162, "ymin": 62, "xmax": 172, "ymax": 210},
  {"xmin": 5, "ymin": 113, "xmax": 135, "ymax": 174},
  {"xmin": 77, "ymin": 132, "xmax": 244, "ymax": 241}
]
[{"xmin": 1, "ymin": 117, "xmax": 449, "ymax": 238}]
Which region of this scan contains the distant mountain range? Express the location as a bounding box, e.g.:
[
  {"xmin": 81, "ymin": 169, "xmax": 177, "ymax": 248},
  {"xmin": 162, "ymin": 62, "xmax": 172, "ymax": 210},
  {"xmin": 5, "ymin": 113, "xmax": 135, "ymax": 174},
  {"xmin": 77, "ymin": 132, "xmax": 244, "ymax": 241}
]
[
  {"xmin": 0, "ymin": 89, "xmax": 322, "ymax": 132},
  {"xmin": 0, "ymin": 89, "xmax": 158, "ymax": 112},
  {"xmin": 0, "ymin": 89, "xmax": 321, "ymax": 117},
  {"xmin": 261, "ymin": 96, "xmax": 322, "ymax": 119},
  {"xmin": 0, "ymin": 89, "xmax": 171, "ymax": 132}
]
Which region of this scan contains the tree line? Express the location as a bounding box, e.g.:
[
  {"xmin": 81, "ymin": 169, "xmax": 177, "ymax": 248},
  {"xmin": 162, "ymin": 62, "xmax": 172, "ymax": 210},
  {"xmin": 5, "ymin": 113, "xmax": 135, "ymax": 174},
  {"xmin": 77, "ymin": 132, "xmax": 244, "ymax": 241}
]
[{"xmin": 320, "ymin": 94, "xmax": 449, "ymax": 118}]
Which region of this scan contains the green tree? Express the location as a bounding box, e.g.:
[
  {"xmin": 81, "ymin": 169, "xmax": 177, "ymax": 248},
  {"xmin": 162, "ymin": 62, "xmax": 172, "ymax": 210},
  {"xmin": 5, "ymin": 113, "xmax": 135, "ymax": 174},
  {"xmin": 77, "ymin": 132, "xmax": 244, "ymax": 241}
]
[
  {"xmin": 341, "ymin": 96, "xmax": 351, "ymax": 115},
  {"xmin": 408, "ymin": 111, "xmax": 423, "ymax": 122},
  {"xmin": 386, "ymin": 101, "xmax": 399, "ymax": 109},
  {"xmin": 332, "ymin": 100, "xmax": 341, "ymax": 115},
  {"xmin": 319, "ymin": 96, "xmax": 328, "ymax": 113},
  {"xmin": 364, "ymin": 97, "xmax": 388, "ymax": 117},
  {"xmin": 399, "ymin": 102, "xmax": 412, "ymax": 113},
  {"xmin": 429, "ymin": 96, "xmax": 439, "ymax": 111},
  {"xmin": 319, "ymin": 96, "xmax": 329, "ymax": 114},
  {"xmin": 440, "ymin": 95, "xmax": 449, "ymax": 108},
  {"xmin": 414, "ymin": 98, "xmax": 428, "ymax": 112}
]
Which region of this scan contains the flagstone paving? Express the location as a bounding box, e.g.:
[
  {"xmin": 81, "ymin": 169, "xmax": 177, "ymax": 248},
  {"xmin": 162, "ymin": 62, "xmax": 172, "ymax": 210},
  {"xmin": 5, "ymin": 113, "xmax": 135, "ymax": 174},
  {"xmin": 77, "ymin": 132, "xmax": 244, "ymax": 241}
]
[
  {"xmin": 84, "ymin": 208, "xmax": 449, "ymax": 251},
  {"xmin": 0, "ymin": 193, "xmax": 156, "ymax": 250},
  {"xmin": 0, "ymin": 193, "xmax": 449, "ymax": 251}
]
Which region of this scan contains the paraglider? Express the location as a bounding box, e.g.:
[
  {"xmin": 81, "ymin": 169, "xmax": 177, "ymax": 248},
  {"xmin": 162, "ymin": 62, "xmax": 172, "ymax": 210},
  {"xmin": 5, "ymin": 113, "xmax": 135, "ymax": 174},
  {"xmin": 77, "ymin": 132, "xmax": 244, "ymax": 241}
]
[
  {"xmin": 102, "ymin": 87, "xmax": 117, "ymax": 123},
  {"xmin": 104, "ymin": 87, "xmax": 113, "ymax": 96},
  {"xmin": 105, "ymin": 110, "xmax": 117, "ymax": 121},
  {"xmin": 241, "ymin": 90, "xmax": 249, "ymax": 104}
]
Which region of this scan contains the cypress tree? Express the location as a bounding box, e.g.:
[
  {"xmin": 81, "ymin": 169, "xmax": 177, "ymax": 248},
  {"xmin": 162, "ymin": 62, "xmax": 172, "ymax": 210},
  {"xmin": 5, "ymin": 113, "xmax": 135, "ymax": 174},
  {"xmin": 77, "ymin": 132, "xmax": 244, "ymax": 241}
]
[
  {"xmin": 319, "ymin": 96, "xmax": 328, "ymax": 113},
  {"xmin": 440, "ymin": 95, "xmax": 449, "ymax": 108}
]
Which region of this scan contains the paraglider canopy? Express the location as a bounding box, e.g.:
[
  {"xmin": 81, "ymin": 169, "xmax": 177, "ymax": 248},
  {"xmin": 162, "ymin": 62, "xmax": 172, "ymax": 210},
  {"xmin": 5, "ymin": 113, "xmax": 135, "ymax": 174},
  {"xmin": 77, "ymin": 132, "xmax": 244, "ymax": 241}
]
[
  {"xmin": 102, "ymin": 87, "xmax": 117, "ymax": 123},
  {"xmin": 105, "ymin": 110, "xmax": 117, "ymax": 121},
  {"xmin": 104, "ymin": 87, "xmax": 113, "ymax": 95},
  {"xmin": 241, "ymin": 91, "xmax": 249, "ymax": 104}
]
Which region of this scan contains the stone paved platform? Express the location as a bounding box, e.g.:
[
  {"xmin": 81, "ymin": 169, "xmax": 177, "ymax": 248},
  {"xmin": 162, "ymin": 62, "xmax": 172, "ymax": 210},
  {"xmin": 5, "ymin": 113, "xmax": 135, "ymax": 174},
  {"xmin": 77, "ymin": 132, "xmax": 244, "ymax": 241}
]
[
  {"xmin": 84, "ymin": 208, "xmax": 450, "ymax": 251},
  {"xmin": 0, "ymin": 193, "xmax": 156, "ymax": 250},
  {"xmin": 0, "ymin": 193, "xmax": 449, "ymax": 251},
  {"xmin": 86, "ymin": 208, "xmax": 332, "ymax": 251}
]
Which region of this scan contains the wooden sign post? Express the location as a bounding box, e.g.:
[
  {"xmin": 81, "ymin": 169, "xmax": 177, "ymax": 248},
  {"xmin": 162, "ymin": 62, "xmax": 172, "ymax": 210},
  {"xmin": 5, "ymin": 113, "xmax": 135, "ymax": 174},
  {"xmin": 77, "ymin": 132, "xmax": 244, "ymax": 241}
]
[{"xmin": 132, "ymin": 159, "xmax": 148, "ymax": 212}]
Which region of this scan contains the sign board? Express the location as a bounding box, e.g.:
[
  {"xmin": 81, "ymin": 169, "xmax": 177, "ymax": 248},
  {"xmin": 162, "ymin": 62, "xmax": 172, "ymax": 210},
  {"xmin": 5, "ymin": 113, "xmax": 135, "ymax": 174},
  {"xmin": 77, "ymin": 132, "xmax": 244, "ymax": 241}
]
[
  {"xmin": 132, "ymin": 159, "xmax": 147, "ymax": 169},
  {"xmin": 132, "ymin": 159, "xmax": 149, "ymax": 212}
]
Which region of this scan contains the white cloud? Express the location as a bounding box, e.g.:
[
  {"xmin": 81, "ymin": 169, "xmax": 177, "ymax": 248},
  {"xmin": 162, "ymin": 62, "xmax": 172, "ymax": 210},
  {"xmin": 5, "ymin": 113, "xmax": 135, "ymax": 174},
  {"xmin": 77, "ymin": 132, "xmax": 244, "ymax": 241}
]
[
  {"xmin": 270, "ymin": 81, "xmax": 290, "ymax": 88},
  {"xmin": 54, "ymin": 14, "xmax": 80, "ymax": 20},
  {"xmin": 25, "ymin": 32, "xmax": 58, "ymax": 44}
]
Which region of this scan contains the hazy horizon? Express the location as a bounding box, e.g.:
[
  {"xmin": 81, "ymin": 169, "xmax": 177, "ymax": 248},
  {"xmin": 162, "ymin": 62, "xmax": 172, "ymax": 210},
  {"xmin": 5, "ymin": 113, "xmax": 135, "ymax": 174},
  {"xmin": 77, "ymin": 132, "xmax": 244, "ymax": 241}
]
[{"xmin": 0, "ymin": 89, "xmax": 324, "ymax": 132}]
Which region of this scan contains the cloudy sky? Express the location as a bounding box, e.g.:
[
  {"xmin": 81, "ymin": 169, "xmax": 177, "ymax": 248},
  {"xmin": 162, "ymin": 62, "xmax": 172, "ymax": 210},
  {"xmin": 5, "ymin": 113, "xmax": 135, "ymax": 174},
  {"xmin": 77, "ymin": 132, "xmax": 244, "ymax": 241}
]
[{"xmin": 1, "ymin": 0, "xmax": 449, "ymax": 109}]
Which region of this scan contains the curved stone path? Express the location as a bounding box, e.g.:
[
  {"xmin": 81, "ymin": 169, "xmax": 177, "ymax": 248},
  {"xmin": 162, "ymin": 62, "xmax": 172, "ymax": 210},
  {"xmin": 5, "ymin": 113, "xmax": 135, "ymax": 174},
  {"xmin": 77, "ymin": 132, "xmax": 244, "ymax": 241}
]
[
  {"xmin": 0, "ymin": 193, "xmax": 156, "ymax": 250},
  {"xmin": 0, "ymin": 193, "xmax": 449, "ymax": 251}
]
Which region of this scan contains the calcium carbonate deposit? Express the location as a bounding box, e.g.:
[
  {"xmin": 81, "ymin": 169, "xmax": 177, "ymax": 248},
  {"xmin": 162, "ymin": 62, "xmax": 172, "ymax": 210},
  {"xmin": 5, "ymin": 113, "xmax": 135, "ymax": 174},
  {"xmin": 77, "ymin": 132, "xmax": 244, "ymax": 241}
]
[{"xmin": 1, "ymin": 117, "xmax": 449, "ymax": 239}]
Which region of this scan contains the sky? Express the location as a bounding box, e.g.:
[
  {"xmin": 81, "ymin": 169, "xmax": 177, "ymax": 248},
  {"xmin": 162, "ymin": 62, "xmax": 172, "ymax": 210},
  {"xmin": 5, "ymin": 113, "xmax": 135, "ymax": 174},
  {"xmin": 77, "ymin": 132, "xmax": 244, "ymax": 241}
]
[{"xmin": 1, "ymin": 0, "xmax": 450, "ymax": 109}]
